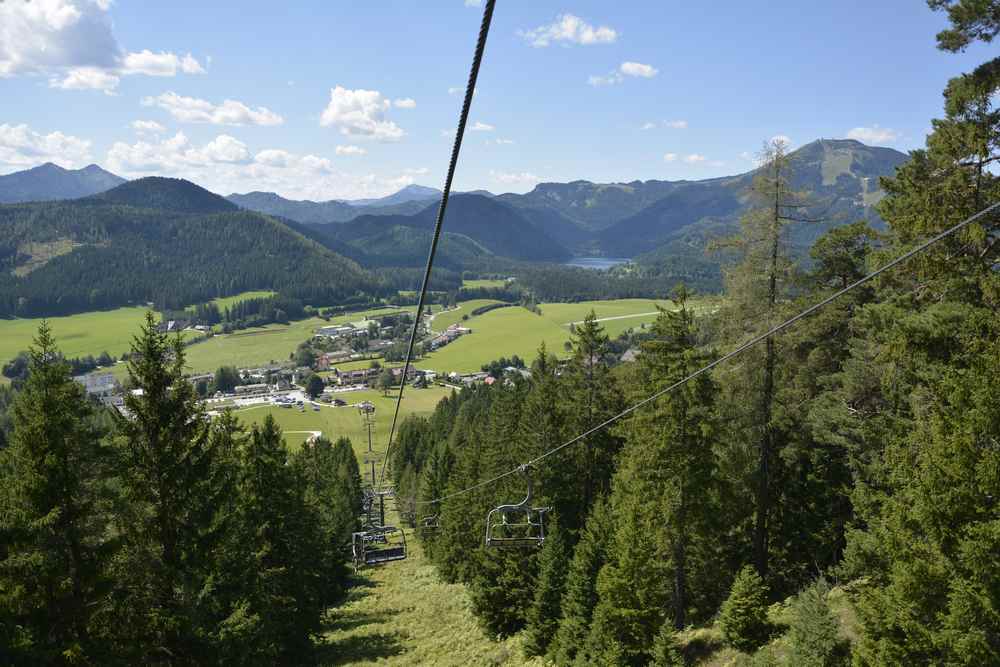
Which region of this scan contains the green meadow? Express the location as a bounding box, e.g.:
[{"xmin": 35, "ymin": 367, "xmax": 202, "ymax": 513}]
[
  {"xmin": 230, "ymin": 385, "xmax": 453, "ymax": 460},
  {"xmin": 461, "ymin": 278, "xmax": 508, "ymax": 289}
]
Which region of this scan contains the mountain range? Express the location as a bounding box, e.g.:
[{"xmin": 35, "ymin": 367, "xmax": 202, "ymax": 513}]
[
  {"xmin": 0, "ymin": 138, "xmax": 910, "ymax": 317},
  {"xmin": 0, "ymin": 163, "xmax": 125, "ymax": 204}
]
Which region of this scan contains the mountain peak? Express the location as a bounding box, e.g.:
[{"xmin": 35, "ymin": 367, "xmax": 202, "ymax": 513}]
[
  {"xmin": 0, "ymin": 162, "xmax": 126, "ymax": 204},
  {"xmin": 90, "ymin": 176, "xmax": 237, "ymax": 214}
]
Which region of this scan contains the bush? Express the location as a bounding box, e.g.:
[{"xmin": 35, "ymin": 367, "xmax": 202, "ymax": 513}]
[
  {"xmin": 650, "ymin": 622, "xmax": 684, "ymax": 666},
  {"xmin": 787, "ymin": 578, "xmax": 844, "ymax": 667},
  {"xmin": 719, "ymin": 566, "xmax": 771, "ymax": 653}
]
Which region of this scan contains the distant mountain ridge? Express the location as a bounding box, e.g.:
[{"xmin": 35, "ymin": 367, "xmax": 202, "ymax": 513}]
[
  {"xmin": 0, "ymin": 162, "xmax": 125, "ymax": 203},
  {"xmin": 227, "ymin": 184, "xmax": 442, "ymax": 224},
  {"xmin": 0, "ymin": 177, "xmax": 380, "ymax": 318}
]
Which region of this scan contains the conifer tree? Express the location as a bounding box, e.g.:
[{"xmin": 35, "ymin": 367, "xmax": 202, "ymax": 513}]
[
  {"xmin": 719, "ymin": 565, "xmax": 771, "ymax": 653},
  {"xmin": 522, "ymin": 524, "xmax": 570, "ymax": 657},
  {"xmin": 218, "ymin": 416, "xmax": 325, "ymax": 664},
  {"xmin": 650, "ymin": 622, "xmax": 685, "ymax": 667},
  {"xmin": 549, "ymin": 497, "xmax": 614, "ymax": 665},
  {"xmin": 787, "ymin": 578, "xmax": 842, "ymax": 667},
  {"xmin": 103, "ymin": 313, "xmax": 230, "ymax": 663},
  {"xmin": 0, "ymin": 323, "xmax": 110, "ymax": 663}
]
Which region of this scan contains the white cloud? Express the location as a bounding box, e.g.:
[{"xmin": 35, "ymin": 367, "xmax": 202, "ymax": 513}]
[
  {"xmin": 49, "ymin": 66, "xmax": 119, "ymax": 93},
  {"xmin": 254, "ymin": 149, "xmax": 293, "ymax": 167},
  {"xmin": 0, "ymin": 1, "xmax": 204, "ymax": 88},
  {"xmin": 393, "ymin": 98, "xmax": 416, "ymax": 109},
  {"xmin": 640, "ymin": 122, "xmax": 657, "ymax": 131},
  {"xmin": 131, "ymin": 119, "xmax": 166, "ymax": 134},
  {"xmin": 590, "ymin": 61, "xmax": 659, "ymax": 87},
  {"xmin": 519, "ymin": 14, "xmax": 618, "ymax": 47},
  {"xmin": 0, "ymin": 123, "xmax": 92, "ymax": 169},
  {"xmin": 142, "ymin": 92, "xmax": 284, "ymax": 126},
  {"xmin": 335, "ymin": 145, "xmax": 367, "ymax": 156},
  {"xmin": 405, "ymin": 167, "xmax": 429, "ymax": 175},
  {"xmin": 846, "ymin": 125, "xmax": 900, "ymax": 145},
  {"xmin": 490, "ymin": 138, "xmax": 514, "ymax": 145},
  {"xmin": 490, "ymin": 170, "xmax": 541, "ymax": 185},
  {"xmin": 464, "ymin": 0, "xmax": 481, "ymax": 6},
  {"xmin": 319, "ymin": 86, "xmax": 404, "ymax": 141},
  {"xmin": 620, "ymin": 61, "xmax": 658, "ymax": 78},
  {"xmin": 663, "ymin": 153, "xmax": 677, "ymax": 162},
  {"xmin": 684, "ymin": 154, "xmax": 706, "ymax": 163},
  {"xmin": 201, "ymin": 135, "xmax": 251, "ymax": 164},
  {"xmin": 106, "ymin": 134, "xmax": 426, "ymax": 200},
  {"xmin": 665, "ymin": 120, "xmax": 688, "ymax": 129},
  {"xmin": 122, "ymin": 50, "xmax": 205, "ymax": 76},
  {"xmin": 470, "ymin": 121, "xmax": 495, "ymax": 132}
]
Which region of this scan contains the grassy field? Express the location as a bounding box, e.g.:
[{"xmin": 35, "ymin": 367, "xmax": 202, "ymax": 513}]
[
  {"xmin": 204, "ymin": 290, "xmax": 276, "ymax": 310},
  {"xmin": 414, "ymin": 298, "xmax": 693, "ymax": 374},
  {"xmin": 321, "ymin": 520, "xmax": 542, "ymax": 667},
  {"xmin": 232, "ymin": 386, "xmax": 453, "ymax": 460},
  {"xmin": 0, "ymin": 306, "xmax": 199, "ymax": 370},
  {"xmin": 461, "ymin": 279, "xmax": 508, "ymax": 289}
]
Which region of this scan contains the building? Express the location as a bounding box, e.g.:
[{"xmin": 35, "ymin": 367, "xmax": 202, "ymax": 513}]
[
  {"xmin": 316, "ymin": 324, "xmax": 356, "ymax": 338},
  {"xmin": 74, "ymin": 373, "xmax": 120, "ymax": 401},
  {"xmin": 235, "ymin": 383, "xmax": 269, "ymax": 395}
]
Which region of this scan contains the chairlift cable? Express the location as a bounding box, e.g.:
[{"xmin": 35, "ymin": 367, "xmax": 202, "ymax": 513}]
[
  {"xmin": 414, "ymin": 200, "xmax": 1000, "ymax": 506},
  {"xmin": 377, "ymin": 0, "xmax": 497, "ymax": 493}
]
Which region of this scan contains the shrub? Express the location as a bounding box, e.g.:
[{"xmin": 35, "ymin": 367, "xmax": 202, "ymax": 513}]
[{"xmin": 719, "ymin": 566, "xmax": 771, "ymax": 653}]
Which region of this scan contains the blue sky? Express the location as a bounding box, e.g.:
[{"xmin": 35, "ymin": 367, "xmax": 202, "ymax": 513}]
[{"xmin": 0, "ymin": 0, "xmax": 992, "ymax": 199}]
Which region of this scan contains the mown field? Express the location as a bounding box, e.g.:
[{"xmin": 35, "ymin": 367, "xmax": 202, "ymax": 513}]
[
  {"xmin": 414, "ymin": 298, "xmax": 702, "ymax": 374},
  {"xmin": 231, "ymin": 385, "xmax": 453, "ymax": 461},
  {"xmin": 461, "ymin": 278, "xmax": 508, "ymax": 289}
]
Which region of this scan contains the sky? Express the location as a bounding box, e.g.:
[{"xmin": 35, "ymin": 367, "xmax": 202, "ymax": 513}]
[{"xmin": 0, "ymin": 0, "xmax": 993, "ymax": 200}]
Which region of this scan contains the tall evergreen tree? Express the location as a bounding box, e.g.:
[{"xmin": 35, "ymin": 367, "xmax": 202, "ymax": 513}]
[
  {"xmin": 522, "ymin": 524, "xmax": 570, "ymax": 657},
  {"xmin": 217, "ymin": 416, "xmax": 325, "ymax": 665},
  {"xmin": 0, "ymin": 323, "xmax": 111, "ymax": 664},
  {"xmin": 102, "ymin": 313, "xmax": 229, "ymax": 664}
]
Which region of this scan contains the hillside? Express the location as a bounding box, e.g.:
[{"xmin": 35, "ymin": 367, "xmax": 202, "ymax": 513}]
[
  {"xmin": 228, "ymin": 185, "xmax": 440, "ymax": 224},
  {"xmin": 90, "ymin": 177, "xmax": 238, "ymax": 214},
  {"xmin": 322, "ymin": 194, "xmax": 572, "ymax": 264},
  {"xmin": 0, "ymin": 163, "xmax": 125, "ymax": 203},
  {"xmin": 0, "ymin": 179, "xmax": 380, "ymax": 317}
]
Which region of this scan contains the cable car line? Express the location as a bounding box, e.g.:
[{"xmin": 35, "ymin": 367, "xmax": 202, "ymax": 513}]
[
  {"xmin": 413, "ymin": 200, "xmax": 1000, "ymax": 507},
  {"xmin": 378, "ymin": 0, "xmax": 497, "ymax": 494}
]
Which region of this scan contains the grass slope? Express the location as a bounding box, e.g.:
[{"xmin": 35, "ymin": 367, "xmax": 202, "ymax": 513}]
[{"xmin": 417, "ymin": 298, "xmax": 692, "ymax": 374}]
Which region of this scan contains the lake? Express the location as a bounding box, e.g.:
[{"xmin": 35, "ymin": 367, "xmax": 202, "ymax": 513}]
[{"xmin": 562, "ymin": 257, "xmax": 631, "ymax": 270}]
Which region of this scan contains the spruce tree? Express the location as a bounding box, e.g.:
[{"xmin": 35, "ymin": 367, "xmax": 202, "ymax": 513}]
[
  {"xmin": 719, "ymin": 565, "xmax": 771, "ymax": 653},
  {"xmin": 103, "ymin": 313, "xmax": 229, "ymax": 663},
  {"xmin": 0, "ymin": 323, "xmax": 110, "ymax": 664},
  {"xmin": 522, "ymin": 524, "xmax": 570, "ymax": 657},
  {"xmin": 787, "ymin": 578, "xmax": 842, "ymax": 667},
  {"xmin": 218, "ymin": 416, "xmax": 325, "ymax": 664},
  {"xmin": 650, "ymin": 622, "xmax": 685, "ymax": 667},
  {"xmin": 549, "ymin": 497, "xmax": 614, "ymax": 665}
]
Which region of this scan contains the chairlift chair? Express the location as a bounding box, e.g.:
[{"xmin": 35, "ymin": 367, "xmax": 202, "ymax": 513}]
[
  {"xmin": 420, "ymin": 514, "xmax": 440, "ymax": 531},
  {"xmin": 351, "ymin": 526, "xmax": 407, "ymax": 569},
  {"xmin": 485, "ymin": 465, "xmax": 551, "ymax": 548}
]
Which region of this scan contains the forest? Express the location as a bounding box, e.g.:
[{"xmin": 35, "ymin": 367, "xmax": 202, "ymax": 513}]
[
  {"xmin": 384, "ymin": 10, "xmax": 1000, "ymax": 663},
  {"xmin": 0, "ymin": 2, "xmax": 998, "ymax": 665}
]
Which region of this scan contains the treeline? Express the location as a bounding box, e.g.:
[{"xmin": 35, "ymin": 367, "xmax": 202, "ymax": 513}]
[
  {"xmin": 0, "ymin": 317, "xmax": 363, "ymax": 664},
  {"xmin": 386, "ymin": 14, "xmax": 1000, "ymax": 661},
  {"xmin": 0, "ymin": 202, "xmax": 382, "ymax": 317}
]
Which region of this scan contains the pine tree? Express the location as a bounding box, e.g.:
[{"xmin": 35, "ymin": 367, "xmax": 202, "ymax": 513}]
[
  {"xmin": 549, "ymin": 497, "xmax": 614, "ymax": 665},
  {"xmin": 787, "ymin": 578, "xmax": 842, "ymax": 667},
  {"xmin": 522, "ymin": 525, "xmax": 570, "ymax": 657},
  {"xmin": 0, "ymin": 323, "xmax": 111, "ymax": 664},
  {"xmin": 103, "ymin": 313, "xmax": 230, "ymax": 663},
  {"xmin": 650, "ymin": 622, "xmax": 685, "ymax": 667},
  {"xmin": 719, "ymin": 565, "xmax": 771, "ymax": 653},
  {"xmin": 217, "ymin": 416, "xmax": 325, "ymax": 665}
]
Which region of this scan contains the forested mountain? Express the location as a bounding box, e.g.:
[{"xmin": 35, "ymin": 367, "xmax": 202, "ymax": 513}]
[
  {"xmin": 227, "ymin": 185, "xmax": 440, "ymax": 224},
  {"xmin": 347, "ymin": 183, "xmax": 441, "ymax": 207},
  {"xmin": 0, "ymin": 178, "xmax": 380, "ymax": 317},
  {"xmin": 91, "ymin": 177, "xmax": 238, "ymax": 214},
  {"xmin": 0, "ymin": 163, "xmax": 125, "ymax": 203},
  {"xmin": 314, "ymin": 193, "xmax": 572, "ymax": 263}
]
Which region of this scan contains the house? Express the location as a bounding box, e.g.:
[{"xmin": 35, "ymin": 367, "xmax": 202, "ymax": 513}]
[
  {"xmin": 74, "ymin": 373, "xmax": 120, "ymax": 400},
  {"xmin": 620, "ymin": 348, "xmax": 640, "ymax": 363},
  {"xmin": 235, "ymin": 383, "xmax": 268, "ymax": 395},
  {"xmin": 316, "ymin": 324, "xmax": 356, "ymax": 338},
  {"xmin": 158, "ymin": 319, "xmax": 190, "ymax": 333},
  {"xmin": 390, "ymin": 367, "xmax": 417, "ymax": 382},
  {"xmin": 504, "ymin": 366, "xmax": 532, "ymax": 380}
]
